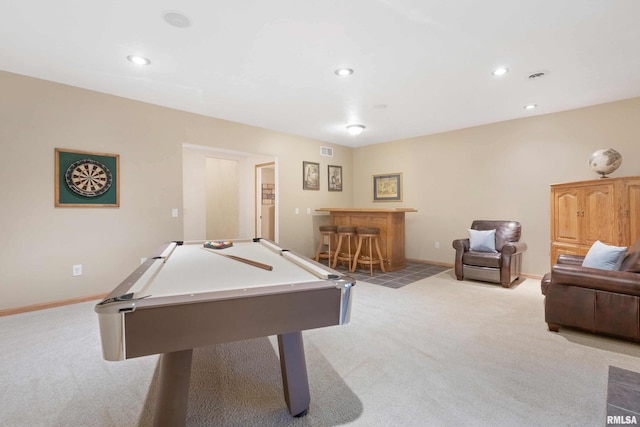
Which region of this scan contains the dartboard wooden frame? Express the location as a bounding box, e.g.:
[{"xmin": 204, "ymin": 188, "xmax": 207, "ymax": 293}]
[{"xmin": 55, "ymin": 148, "xmax": 120, "ymax": 207}]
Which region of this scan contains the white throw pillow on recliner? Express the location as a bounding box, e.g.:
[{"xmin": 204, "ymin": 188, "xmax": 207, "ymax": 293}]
[
  {"xmin": 582, "ymin": 240, "xmax": 627, "ymax": 270},
  {"xmin": 468, "ymin": 229, "xmax": 497, "ymax": 253}
]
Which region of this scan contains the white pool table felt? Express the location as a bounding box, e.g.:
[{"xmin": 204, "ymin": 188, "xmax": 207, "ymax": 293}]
[{"xmin": 132, "ymin": 241, "xmax": 329, "ymax": 298}]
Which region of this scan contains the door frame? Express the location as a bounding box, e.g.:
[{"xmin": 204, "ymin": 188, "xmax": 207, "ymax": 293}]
[{"xmin": 255, "ymin": 162, "xmax": 276, "ymax": 240}]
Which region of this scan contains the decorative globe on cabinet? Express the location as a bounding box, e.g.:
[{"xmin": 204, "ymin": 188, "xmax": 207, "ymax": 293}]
[{"xmin": 588, "ymin": 148, "xmax": 622, "ymax": 178}]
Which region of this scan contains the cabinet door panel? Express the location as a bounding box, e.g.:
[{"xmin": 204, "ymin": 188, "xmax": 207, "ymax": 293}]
[
  {"xmin": 554, "ymin": 189, "xmax": 580, "ymax": 243},
  {"xmin": 583, "ymin": 184, "xmax": 616, "ymax": 245},
  {"xmin": 625, "ymin": 179, "xmax": 640, "ymax": 244}
]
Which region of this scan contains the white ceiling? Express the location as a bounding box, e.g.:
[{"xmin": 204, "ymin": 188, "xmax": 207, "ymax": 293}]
[{"xmin": 2, "ymin": 1, "xmax": 640, "ymax": 148}]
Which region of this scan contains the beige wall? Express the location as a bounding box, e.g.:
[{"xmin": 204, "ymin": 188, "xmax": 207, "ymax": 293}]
[
  {"xmin": 353, "ymin": 98, "xmax": 640, "ymax": 275},
  {"xmin": 0, "ymin": 71, "xmax": 352, "ymax": 310},
  {"xmin": 1, "ymin": 70, "xmax": 639, "ymax": 311}
]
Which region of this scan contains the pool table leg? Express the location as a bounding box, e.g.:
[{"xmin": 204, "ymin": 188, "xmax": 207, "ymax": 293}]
[
  {"xmin": 154, "ymin": 348, "xmax": 193, "ymax": 427},
  {"xmin": 277, "ymin": 331, "xmax": 310, "ymax": 417}
]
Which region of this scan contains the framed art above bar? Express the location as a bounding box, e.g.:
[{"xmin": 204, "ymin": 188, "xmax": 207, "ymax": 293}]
[
  {"xmin": 373, "ymin": 173, "xmax": 402, "ymax": 202},
  {"xmin": 303, "ymin": 161, "xmax": 320, "ymax": 190},
  {"xmin": 55, "ymin": 148, "xmax": 120, "ymax": 207},
  {"xmin": 328, "ymin": 165, "xmax": 342, "ymax": 191}
]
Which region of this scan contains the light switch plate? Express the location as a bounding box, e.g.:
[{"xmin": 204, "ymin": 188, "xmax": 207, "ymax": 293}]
[{"xmin": 72, "ymin": 264, "xmax": 82, "ymax": 276}]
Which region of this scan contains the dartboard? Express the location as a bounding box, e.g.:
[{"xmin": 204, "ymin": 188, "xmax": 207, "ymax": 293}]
[{"xmin": 65, "ymin": 159, "xmax": 113, "ymax": 197}]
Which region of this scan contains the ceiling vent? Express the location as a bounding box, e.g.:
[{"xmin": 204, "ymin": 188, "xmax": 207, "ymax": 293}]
[
  {"xmin": 320, "ymin": 146, "xmax": 334, "ymax": 157},
  {"xmin": 528, "ymin": 71, "xmax": 546, "ymax": 79}
]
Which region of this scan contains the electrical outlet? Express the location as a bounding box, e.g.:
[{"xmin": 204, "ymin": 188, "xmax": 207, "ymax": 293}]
[
  {"xmin": 72, "ymin": 264, "xmax": 82, "ymax": 276},
  {"xmin": 306, "ymin": 208, "xmax": 311, "ymax": 214},
  {"xmin": 435, "ymin": 241, "xmax": 440, "ymax": 249},
  {"xmin": 295, "ymin": 208, "xmax": 299, "ymax": 215}
]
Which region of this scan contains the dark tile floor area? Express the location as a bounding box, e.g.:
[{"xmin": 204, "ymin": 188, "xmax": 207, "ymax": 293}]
[
  {"xmin": 607, "ymin": 366, "xmax": 640, "ymax": 424},
  {"xmin": 331, "ymin": 261, "xmax": 451, "ymax": 289}
]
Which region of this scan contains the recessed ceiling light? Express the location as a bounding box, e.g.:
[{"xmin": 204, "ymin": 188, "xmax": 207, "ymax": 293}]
[
  {"xmin": 492, "ymin": 67, "xmax": 509, "ymax": 76},
  {"xmin": 127, "ymin": 55, "xmax": 151, "ymax": 66},
  {"xmin": 162, "ymin": 11, "xmax": 192, "ymax": 28},
  {"xmin": 335, "ymin": 68, "xmax": 354, "ymax": 77},
  {"xmin": 524, "ymin": 104, "xmax": 538, "ymax": 110},
  {"xmin": 346, "ymin": 124, "xmax": 365, "ymax": 135}
]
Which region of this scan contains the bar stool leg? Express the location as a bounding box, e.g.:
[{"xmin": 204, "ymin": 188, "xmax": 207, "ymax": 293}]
[
  {"xmin": 374, "ymin": 236, "xmax": 386, "ymax": 273},
  {"xmin": 351, "ymin": 235, "xmax": 363, "ymax": 273},
  {"xmin": 347, "ymin": 234, "xmax": 353, "ymax": 271},
  {"xmin": 367, "ymin": 236, "xmax": 374, "ymax": 276},
  {"xmin": 331, "ymin": 234, "xmax": 342, "ymax": 269},
  {"xmin": 314, "ymin": 236, "xmax": 324, "ymax": 262}
]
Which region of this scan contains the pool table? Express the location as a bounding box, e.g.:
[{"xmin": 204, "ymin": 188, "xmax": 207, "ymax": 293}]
[{"xmin": 95, "ymin": 238, "xmax": 355, "ymax": 426}]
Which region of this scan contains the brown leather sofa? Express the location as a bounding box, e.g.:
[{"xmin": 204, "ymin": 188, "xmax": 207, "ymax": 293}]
[
  {"xmin": 452, "ymin": 220, "xmax": 527, "ymax": 288},
  {"xmin": 541, "ymin": 239, "xmax": 640, "ymax": 341}
]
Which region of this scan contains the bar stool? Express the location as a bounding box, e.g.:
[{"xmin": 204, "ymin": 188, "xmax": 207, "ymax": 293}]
[
  {"xmin": 332, "ymin": 226, "xmax": 357, "ymax": 270},
  {"xmin": 314, "ymin": 225, "xmax": 338, "ymax": 266},
  {"xmin": 351, "ymin": 227, "xmax": 386, "ymax": 276}
]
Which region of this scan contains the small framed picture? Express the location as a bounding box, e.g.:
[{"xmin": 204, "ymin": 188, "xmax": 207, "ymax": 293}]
[
  {"xmin": 328, "ymin": 165, "xmax": 342, "ymax": 192},
  {"xmin": 55, "ymin": 148, "xmax": 120, "ymax": 207},
  {"xmin": 302, "ymin": 161, "xmax": 320, "ymax": 190},
  {"xmin": 373, "ymin": 173, "xmax": 402, "ymax": 202}
]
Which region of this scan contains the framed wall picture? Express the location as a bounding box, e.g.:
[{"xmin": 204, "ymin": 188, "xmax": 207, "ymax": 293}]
[
  {"xmin": 373, "ymin": 173, "xmax": 402, "ymax": 202},
  {"xmin": 55, "ymin": 148, "xmax": 120, "ymax": 207},
  {"xmin": 328, "ymin": 165, "xmax": 342, "ymax": 191},
  {"xmin": 303, "ymin": 161, "xmax": 320, "ymax": 190}
]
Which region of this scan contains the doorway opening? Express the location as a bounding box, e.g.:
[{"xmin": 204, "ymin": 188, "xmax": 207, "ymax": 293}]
[{"xmin": 182, "ymin": 144, "xmax": 277, "ymax": 242}]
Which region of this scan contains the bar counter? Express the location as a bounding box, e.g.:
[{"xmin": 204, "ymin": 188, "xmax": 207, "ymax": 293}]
[{"xmin": 316, "ymin": 208, "xmax": 417, "ymax": 271}]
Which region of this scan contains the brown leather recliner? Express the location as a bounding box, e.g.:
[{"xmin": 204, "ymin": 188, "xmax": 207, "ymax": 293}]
[
  {"xmin": 540, "ymin": 239, "xmax": 640, "ymax": 341},
  {"xmin": 452, "ymin": 220, "xmax": 527, "ymax": 288}
]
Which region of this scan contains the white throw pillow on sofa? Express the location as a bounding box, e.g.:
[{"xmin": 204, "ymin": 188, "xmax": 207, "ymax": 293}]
[
  {"xmin": 582, "ymin": 240, "xmax": 627, "ymax": 270},
  {"xmin": 468, "ymin": 229, "xmax": 497, "ymax": 253}
]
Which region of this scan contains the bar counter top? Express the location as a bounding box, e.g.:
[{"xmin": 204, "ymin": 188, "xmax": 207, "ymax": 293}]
[{"xmin": 316, "ymin": 207, "xmax": 417, "ymax": 213}]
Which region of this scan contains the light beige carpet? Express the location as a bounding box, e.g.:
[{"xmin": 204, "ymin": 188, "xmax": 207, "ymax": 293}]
[{"xmin": 1, "ymin": 271, "xmax": 639, "ymax": 426}]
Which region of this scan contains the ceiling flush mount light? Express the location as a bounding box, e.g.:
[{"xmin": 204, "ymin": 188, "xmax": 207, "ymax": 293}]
[
  {"xmin": 346, "ymin": 124, "xmax": 365, "ymax": 135},
  {"xmin": 127, "ymin": 55, "xmax": 151, "ymax": 66},
  {"xmin": 335, "ymin": 68, "xmax": 354, "ymax": 77},
  {"xmin": 491, "ymin": 67, "xmax": 509, "ymax": 77},
  {"xmin": 162, "ymin": 11, "xmax": 192, "ymax": 28},
  {"xmin": 524, "ymin": 104, "xmax": 538, "ymax": 110}
]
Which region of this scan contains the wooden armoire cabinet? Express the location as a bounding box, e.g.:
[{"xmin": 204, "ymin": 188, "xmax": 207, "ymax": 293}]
[{"xmin": 550, "ymin": 176, "xmax": 640, "ymax": 266}]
